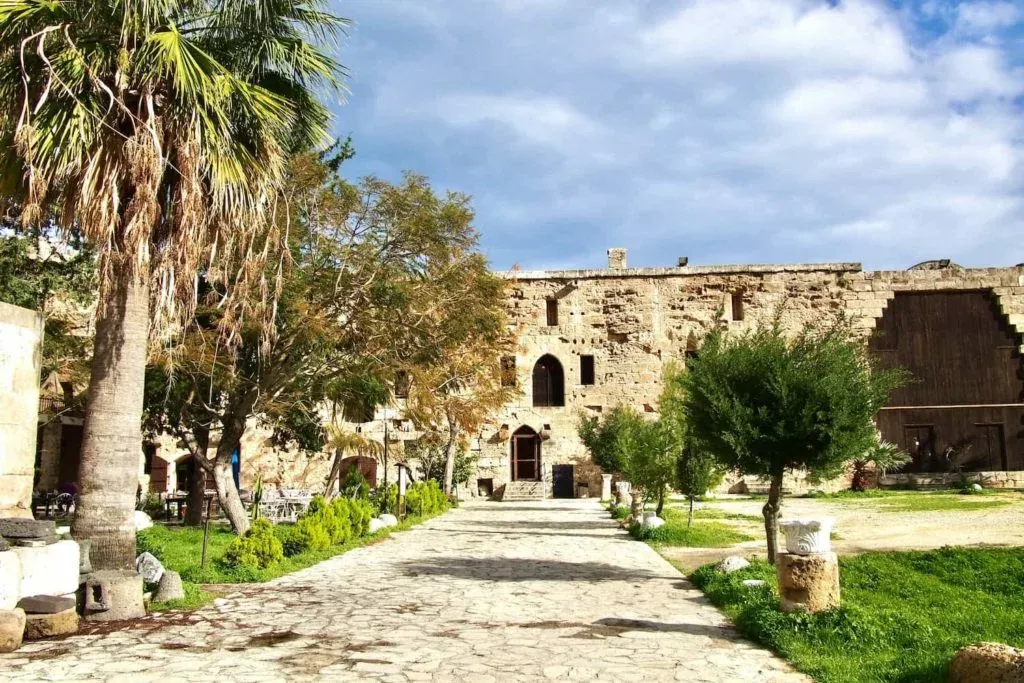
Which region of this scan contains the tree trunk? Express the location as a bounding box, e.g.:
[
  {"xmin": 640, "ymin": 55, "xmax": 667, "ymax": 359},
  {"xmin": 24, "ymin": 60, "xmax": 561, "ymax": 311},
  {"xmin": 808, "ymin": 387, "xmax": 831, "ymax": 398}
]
[
  {"xmin": 323, "ymin": 450, "xmax": 344, "ymax": 498},
  {"xmin": 206, "ymin": 394, "xmax": 255, "ymax": 535},
  {"xmin": 655, "ymin": 486, "xmax": 666, "ymax": 517},
  {"xmin": 72, "ymin": 270, "xmax": 151, "ymax": 570},
  {"xmin": 442, "ymin": 413, "xmax": 458, "ymax": 496},
  {"xmin": 688, "ymin": 497, "xmax": 694, "ymax": 528},
  {"xmin": 763, "ymin": 473, "xmax": 784, "ymax": 564},
  {"xmin": 212, "ymin": 457, "xmax": 248, "ymax": 535},
  {"xmin": 184, "ymin": 427, "xmax": 209, "ymax": 526}
]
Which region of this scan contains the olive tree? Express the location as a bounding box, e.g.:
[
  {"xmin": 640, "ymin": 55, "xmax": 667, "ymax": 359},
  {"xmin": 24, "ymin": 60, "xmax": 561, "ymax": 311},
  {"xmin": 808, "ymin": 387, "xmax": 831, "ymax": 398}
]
[{"xmin": 675, "ymin": 319, "xmax": 905, "ymax": 562}]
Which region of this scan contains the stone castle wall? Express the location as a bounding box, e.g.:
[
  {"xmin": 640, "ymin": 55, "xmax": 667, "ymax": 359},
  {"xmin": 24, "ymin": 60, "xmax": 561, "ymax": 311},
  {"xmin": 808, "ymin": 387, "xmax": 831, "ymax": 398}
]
[{"xmin": 469, "ymin": 255, "xmax": 1024, "ymax": 498}]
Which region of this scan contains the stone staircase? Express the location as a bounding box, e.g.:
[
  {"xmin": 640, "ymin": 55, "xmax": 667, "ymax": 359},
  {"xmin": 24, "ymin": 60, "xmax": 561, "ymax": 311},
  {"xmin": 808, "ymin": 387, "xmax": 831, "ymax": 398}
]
[{"xmin": 500, "ymin": 480, "xmax": 546, "ymax": 502}]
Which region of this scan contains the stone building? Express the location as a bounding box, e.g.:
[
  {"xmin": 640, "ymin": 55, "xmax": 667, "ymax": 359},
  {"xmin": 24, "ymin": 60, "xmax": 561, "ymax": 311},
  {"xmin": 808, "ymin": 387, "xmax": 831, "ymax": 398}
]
[
  {"xmin": 29, "ymin": 249, "xmax": 1024, "ymax": 503},
  {"xmin": 468, "ymin": 250, "xmax": 1024, "ymax": 499}
]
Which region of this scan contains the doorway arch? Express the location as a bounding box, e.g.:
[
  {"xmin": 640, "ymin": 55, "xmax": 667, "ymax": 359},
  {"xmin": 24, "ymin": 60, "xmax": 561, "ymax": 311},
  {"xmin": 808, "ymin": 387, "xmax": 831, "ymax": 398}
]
[
  {"xmin": 511, "ymin": 426, "xmax": 542, "ymax": 481},
  {"xmin": 532, "ymin": 354, "xmax": 565, "ymax": 407}
]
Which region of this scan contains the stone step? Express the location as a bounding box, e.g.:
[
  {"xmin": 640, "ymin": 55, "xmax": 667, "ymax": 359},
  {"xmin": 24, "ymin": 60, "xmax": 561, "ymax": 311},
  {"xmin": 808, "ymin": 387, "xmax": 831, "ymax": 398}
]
[{"xmin": 501, "ymin": 481, "xmax": 547, "ymax": 502}]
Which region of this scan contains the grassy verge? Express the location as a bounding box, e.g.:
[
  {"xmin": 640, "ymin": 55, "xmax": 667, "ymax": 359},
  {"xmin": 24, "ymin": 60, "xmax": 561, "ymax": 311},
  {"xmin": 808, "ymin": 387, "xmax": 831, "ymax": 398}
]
[
  {"xmin": 802, "ymin": 489, "xmax": 1014, "ymax": 512},
  {"xmin": 629, "ymin": 507, "xmax": 754, "ymax": 548},
  {"xmin": 690, "ymin": 547, "xmax": 1024, "ymax": 682},
  {"xmin": 138, "ymin": 510, "xmax": 446, "ymax": 610}
]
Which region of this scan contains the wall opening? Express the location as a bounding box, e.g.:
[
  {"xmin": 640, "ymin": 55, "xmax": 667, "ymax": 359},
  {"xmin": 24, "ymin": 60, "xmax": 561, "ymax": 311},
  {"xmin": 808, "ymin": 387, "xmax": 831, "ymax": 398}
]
[
  {"xmin": 532, "ymin": 354, "xmax": 565, "ymax": 407},
  {"xmin": 580, "ymin": 355, "xmax": 595, "ymax": 385},
  {"xmin": 546, "ymin": 299, "xmax": 559, "ymax": 326},
  {"xmin": 730, "ymin": 291, "xmax": 745, "ymax": 321}
]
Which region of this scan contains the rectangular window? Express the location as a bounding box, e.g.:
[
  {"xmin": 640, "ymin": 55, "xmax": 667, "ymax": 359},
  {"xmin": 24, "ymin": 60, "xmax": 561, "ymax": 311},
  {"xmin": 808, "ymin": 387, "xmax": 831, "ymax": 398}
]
[
  {"xmin": 546, "ymin": 299, "xmax": 559, "ymax": 326},
  {"xmin": 500, "ymin": 356, "xmax": 517, "ymax": 387},
  {"xmin": 731, "ymin": 291, "xmax": 745, "ymax": 321},
  {"xmin": 580, "ymin": 355, "xmax": 595, "ymax": 385}
]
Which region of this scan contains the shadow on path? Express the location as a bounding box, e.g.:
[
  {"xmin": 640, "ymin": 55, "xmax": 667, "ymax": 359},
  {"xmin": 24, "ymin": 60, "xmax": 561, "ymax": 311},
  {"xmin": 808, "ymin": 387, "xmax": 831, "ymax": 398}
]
[{"xmin": 400, "ymin": 556, "xmax": 661, "ymax": 582}]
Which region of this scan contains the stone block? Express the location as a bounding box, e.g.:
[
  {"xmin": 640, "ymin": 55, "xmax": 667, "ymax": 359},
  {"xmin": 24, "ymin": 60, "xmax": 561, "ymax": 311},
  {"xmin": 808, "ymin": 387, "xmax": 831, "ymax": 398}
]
[
  {"xmin": 152, "ymin": 571, "xmax": 185, "ymax": 603},
  {"xmin": 716, "ymin": 556, "xmax": 751, "ymax": 574},
  {"xmin": 777, "ymin": 552, "xmax": 840, "ymax": 614},
  {"xmin": 0, "ymin": 537, "xmax": 7, "ymax": 552},
  {"xmin": 14, "ymin": 540, "xmax": 80, "ymax": 598},
  {"xmin": 0, "ymin": 608, "xmax": 25, "ymax": 652},
  {"xmin": 135, "ymin": 551, "xmax": 165, "ymax": 584},
  {"xmin": 950, "ymin": 642, "xmax": 1024, "ymax": 683},
  {"xmin": 24, "ymin": 607, "xmax": 78, "ymax": 640},
  {"xmin": 0, "ymin": 519, "xmax": 56, "ymax": 539},
  {"xmin": 0, "ymin": 551, "xmax": 20, "ymax": 610},
  {"xmin": 17, "ymin": 594, "xmax": 76, "ymax": 614},
  {"xmin": 82, "ymin": 570, "xmax": 145, "ymax": 622},
  {"xmin": 12, "ymin": 536, "xmax": 60, "ymax": 548}
]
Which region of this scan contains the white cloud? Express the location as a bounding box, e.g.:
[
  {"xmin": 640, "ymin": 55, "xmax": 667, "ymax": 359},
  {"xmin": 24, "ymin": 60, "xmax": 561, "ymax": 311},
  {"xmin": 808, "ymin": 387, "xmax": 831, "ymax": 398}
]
[{"xmin": 338, "ymin": 0, "xmax": 1024, "ymax": 269}]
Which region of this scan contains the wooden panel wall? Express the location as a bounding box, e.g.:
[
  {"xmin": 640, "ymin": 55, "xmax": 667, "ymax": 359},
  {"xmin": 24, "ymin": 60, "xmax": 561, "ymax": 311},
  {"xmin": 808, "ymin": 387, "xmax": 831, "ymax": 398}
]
[{"xmin": 871, "ymin": 291, "xmax": 1024, "ymax": 472}]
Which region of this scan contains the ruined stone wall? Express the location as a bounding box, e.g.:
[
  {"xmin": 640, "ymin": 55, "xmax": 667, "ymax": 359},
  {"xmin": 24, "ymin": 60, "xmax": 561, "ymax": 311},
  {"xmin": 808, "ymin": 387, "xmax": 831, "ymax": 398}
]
[{"xmin": 472, "ymin": 259, "xmax": 1024, "ymax": 497}]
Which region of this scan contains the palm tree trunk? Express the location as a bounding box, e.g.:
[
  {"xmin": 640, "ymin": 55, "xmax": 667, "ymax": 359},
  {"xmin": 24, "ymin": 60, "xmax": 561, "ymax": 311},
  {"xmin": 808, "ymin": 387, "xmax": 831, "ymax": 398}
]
[
  {"xmin": 763, "ymin": 473, "xmax": 784, "ymax": 564},
  {"xmin": 72, "ymin": 270, "xmax": 150, "ymax": 570},
  {"xmin": 323, "ymin": 450, "xmax": 344, "ymax": 498}
]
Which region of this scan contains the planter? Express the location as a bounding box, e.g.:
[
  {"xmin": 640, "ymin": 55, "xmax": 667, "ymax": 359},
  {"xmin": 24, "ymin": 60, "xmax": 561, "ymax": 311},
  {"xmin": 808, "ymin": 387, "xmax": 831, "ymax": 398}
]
[{"xmin": 779, "ymin": 518, "xmax": 834, "ymax": 555}]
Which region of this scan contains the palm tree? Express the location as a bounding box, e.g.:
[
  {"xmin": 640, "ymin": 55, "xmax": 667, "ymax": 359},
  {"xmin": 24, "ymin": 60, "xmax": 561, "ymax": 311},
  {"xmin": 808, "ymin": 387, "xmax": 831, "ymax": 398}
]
[{"xmin": 0, "ymin": 0, "xmax": 346, "ymax": 569}]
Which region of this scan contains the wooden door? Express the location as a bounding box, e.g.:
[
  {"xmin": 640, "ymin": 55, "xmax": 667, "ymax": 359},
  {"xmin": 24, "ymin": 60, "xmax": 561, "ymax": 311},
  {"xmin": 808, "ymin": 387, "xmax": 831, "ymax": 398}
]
[
  {"xmin": 552, "ymin": 464, "xmax": 574, "ymax": 498},
  {"xmin": 512, "ymin": 431, "xmax": 540, "ymax": 481}
]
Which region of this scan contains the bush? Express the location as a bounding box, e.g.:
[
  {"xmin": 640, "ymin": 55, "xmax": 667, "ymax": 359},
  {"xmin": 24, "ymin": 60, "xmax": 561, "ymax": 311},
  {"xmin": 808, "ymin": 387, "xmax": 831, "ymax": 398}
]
[
  {"xmin": 345, "ymin": 498, "xmax": 374, "ymax": 536},
  {"xmin": 610, "ymin": 505, "xmax": 630, "ymax": 520},
  {"xmin": 340, "ymin": 469, "xmax": 370, "ymax": 500},
  {"xmin": 371, "ymin": 483, "xmax": 399, "ymax": 514},
  {"xmin": 223, "ymin": 518, "xmax": 284, "ymax": 570},
  {"xmin": 405, "ymin": 479, "xmax": 450, "ymax": 517}
]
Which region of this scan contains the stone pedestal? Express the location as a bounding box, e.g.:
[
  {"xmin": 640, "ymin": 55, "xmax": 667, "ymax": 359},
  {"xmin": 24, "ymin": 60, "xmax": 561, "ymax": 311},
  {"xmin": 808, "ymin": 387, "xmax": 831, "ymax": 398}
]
[
  {"xmin": 82, "ymin": 570, "xmax": 145, "ymax": 622},
  {"xmin": 14, "ymin": 540, "xmax": 80, "ymax": 598},
  {"xmin": 950, "ymin": 642, "xmax": 1024, "ymax": 683},
  {"xmin": 777, "ymin": 552, "xmax": 840, "ymax": 613},
  {"xmin": 24, "ymin": 608, "xmax": 78, "ymax": 640},
  {"xmin": 601, "ymin": 474, "xmax": 613, "ymax": 502},
  {"xmin": 0, "ymin": 552, "xmax": 20, "ymax": 610},
  {"xmin": 0, "ymin": 303, "xmax": 44, "ymax": 519}
]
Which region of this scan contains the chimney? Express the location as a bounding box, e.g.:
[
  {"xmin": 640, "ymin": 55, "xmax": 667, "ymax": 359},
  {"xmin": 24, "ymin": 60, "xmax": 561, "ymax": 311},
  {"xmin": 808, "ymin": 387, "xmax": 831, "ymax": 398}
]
[{"xmin": 607, "ymin": 248, "xmax": 627, "ymax": 270}]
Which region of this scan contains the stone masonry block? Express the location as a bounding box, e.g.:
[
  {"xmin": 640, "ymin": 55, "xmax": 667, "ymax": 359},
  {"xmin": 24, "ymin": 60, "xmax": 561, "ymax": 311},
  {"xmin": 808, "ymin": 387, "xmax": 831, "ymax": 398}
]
[
  {"xmin": 13, "ymin": 540, "xmax": 79, "ymax": 598},
  {"xmin": 0, "ymin": 551, "xmax": 20, "ymax": 610},
  {"xmin": 24, "ymin": 607, "xmax": 78, "ymax": 640}
]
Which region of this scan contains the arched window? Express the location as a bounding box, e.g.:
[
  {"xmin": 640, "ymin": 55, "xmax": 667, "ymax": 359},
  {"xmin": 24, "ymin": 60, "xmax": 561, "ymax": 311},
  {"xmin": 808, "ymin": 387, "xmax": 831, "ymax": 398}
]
[{"xmin": 532, "ymin": 354, "xmax": 565, "ymax": 407}]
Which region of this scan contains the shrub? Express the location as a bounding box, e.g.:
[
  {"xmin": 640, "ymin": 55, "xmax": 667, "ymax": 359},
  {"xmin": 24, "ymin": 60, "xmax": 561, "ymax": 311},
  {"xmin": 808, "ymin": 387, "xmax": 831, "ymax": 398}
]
[
  {"xmin": 610, "ymin": 505, "xmax": 630, "ymax": 520},
  {"xmin": 340, "ymin": 469, "xmax": 370, "ymax": 500},
  {"xmin": 293, "ymin": 515, "xmax": 331, "ymax": 552},
  {"xmin": 347, "ymin": 498, "xmax": 374, "ymax": 536},
  {"xmin": 371, "ymin": 483, "xmax": 399, "ymax": 514},
  {"xmin": 222, "ymin": 518, "xmax": 284, "ymax": 570},
  {"xmin": 405, "ymin": 480, "xmax": 450, "ymax": 517}
]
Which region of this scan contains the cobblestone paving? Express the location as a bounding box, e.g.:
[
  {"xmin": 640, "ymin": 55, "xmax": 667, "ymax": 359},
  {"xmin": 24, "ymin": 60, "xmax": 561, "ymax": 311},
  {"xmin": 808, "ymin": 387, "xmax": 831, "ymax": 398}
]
[{"xmin": 2, "ymin": 499, "xmax": 806, "ymax": 682}]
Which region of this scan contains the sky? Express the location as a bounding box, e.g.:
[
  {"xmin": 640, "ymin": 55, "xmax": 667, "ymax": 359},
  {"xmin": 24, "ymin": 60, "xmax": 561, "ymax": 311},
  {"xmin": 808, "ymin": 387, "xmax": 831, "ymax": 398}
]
[{"xmin": 327, "ymin": 0, "xmax": 1024, "ymax": 272}]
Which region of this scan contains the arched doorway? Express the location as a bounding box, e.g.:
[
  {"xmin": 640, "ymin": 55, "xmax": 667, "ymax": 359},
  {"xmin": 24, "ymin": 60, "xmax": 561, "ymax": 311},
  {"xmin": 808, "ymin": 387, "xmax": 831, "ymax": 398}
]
[
  {"xmin": 511, "ymin": 426, "xmax": 541, "ymax": 481},
  {"xmin": 532, "ymin": 354, "xmax": 565, "ymax": 407}
]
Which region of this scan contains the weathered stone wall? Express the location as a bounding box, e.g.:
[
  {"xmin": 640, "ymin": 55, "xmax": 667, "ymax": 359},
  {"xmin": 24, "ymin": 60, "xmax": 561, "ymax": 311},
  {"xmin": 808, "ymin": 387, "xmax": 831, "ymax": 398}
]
[
  {"xmin": 472, "ymin": 257, "xmax": 1024, "ymax": 497},
  {"xmin": 0, "ymin": 303, "xmax": 44, "ymax": 517}
]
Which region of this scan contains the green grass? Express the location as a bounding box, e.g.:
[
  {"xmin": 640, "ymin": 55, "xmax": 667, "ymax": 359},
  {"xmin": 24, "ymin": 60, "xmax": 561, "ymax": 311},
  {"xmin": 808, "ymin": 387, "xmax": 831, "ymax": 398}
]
[
  {"xmin": 690, "ymin": 508, "xmax": 763, "ymax": 522},
  {"xmin": 148, "ymin": 582, "xmax": 213, "ymax": 612},
  {"xmin": 137, "ymin": 510, "xmax": 446, "ymax": 610},
  {"xmin": 690, "ymin": 547, "xmax": 1024, "ymax": 682},
  {"xmin": 629, "ymin": 508, "xmax": 754, "ymax": 548},
  {"xmin": 801, "ymin": 489, "xmax": 1016, "ymax": 512}
]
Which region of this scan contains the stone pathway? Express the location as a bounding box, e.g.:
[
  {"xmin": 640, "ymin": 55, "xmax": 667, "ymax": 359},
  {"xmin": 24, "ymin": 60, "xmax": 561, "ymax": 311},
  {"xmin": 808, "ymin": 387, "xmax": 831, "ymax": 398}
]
[{"xmin": 1, "ymin": 499, "xmax": 806, "ymax": 682}]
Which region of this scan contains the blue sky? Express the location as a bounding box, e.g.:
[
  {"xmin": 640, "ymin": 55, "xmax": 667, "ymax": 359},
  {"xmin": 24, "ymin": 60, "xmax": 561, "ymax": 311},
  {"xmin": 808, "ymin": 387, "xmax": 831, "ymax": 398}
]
[{"xmin": 327, "ymin": 0, "xmax": 1024, "ymax": 271}]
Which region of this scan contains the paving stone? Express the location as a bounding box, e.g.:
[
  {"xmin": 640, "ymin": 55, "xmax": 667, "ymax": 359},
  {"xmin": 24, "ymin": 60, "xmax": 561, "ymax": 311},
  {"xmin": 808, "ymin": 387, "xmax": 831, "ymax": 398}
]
[{"xmin": 0, "ymin": 500, "xmax": 806, "ymax": 681}]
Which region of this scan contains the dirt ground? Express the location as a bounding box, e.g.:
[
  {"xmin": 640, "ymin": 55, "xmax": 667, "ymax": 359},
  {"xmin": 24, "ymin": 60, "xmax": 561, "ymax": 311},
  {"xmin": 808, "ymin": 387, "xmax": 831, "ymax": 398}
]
[{"xmin": 659, "ymin": 490, "xmax": 1024, "ymax": 571}]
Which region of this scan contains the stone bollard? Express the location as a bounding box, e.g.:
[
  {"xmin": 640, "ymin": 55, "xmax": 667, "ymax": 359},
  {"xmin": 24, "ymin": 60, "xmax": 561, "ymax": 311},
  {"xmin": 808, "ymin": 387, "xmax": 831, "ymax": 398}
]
[
  {"xmin": 82, "ymin": 571, "xmax": 145, "ymax": 622},
  {"xmin": 0, "ymin": 608, "xmax": 25, "ymax": 652},
  {"xmin": 601, "ymin": 474, "xmax": 613, "ymax": 502},
  {"xmin": 776, "ymin": 518, "xmax": 840, "ymax": 614}
]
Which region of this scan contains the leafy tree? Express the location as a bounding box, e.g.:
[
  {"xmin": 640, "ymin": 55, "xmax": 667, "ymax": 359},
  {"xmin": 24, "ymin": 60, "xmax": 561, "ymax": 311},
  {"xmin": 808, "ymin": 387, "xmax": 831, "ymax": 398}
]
[
  {"xmin": 850, "ymin": 440, "xmax": 908, "ymax": 492},
  {"xmin": 404, "ymin": 433, "xmax": 478, "ymax": 490},
  {"xmin": 676, "ymin": 319, "xmax": 906, "ymax": 562},
  {"xmin": 674, "ymin": 447, "xmax": 724, "ymax": 527},
  {"xmin": 0, "ymin": 0, "xmax": 348, "ymax": 566},
  {"xmin": 0, "ymin": 219, "xmax": 95, "ymax": 385},
  {"xmin": 577, "ymin": 406, "xmax": 674, "ymax": 519},
  {"xmin": 145, "ymin": 160, "xmax": 503, "ymax": 532}
]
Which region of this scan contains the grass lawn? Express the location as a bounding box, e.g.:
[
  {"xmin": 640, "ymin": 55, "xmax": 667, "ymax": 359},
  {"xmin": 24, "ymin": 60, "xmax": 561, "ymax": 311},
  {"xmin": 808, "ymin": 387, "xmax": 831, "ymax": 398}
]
[
  {"xmin": 690, "ymin": 547, "xmax": 1024, "ymax": 682},
  {"xmin": 140, "ymin": 510, "xmax": 446, "ymax": 610},
  {"xmin": 803, "ymin": 489, "xmax": 1015, "ymax": 513},
  {"xmin": 631, "ymin": 507, "xmax": 755, "ymax": 548}
]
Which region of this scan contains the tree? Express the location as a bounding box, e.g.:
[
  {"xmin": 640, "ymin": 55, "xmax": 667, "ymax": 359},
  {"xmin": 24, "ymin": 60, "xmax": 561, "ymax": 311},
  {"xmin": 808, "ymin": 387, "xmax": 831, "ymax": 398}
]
[
  {"xmin": 676, "ymin": 318, "xmax": 906, "ymax": 563},
  {"xmin": 144, "ymin": 162, "xmax": 504, "ymax": 532},
  {"xmin": 0, "ymin": 216, "xmax": 94, "ymax": 385},
  {"xmin": 577, "ymin": 406, "xmax": 674, "ymax": 519},
  {"xmin": 400, "ymin": 225, "xmax": 517, "ymax": 497},
  {"xmin": 674, "ymin": 447, "xmax": 723, "ymax": 527},
  {"xmin": 405, "ymin": 433, "xmax": 478, "ymax": 490},
  {"xmin": 0, "ymin": 0, "xmax": 346, "ymax": 567},
  {"xmin": 850, "ymin": 440, "xmax": 908, "ymax": 492}
]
